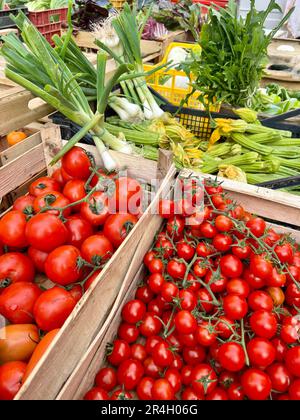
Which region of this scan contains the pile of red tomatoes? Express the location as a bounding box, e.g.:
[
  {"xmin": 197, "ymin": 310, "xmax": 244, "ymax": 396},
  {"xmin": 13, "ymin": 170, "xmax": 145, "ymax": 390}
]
[
  {"xmin": 84, "ymin": 178, "xmax": 300, "ymax": 401},
  {"xmin": 0, "ymin": 146, "xmax": 142, "ymax": 400}
]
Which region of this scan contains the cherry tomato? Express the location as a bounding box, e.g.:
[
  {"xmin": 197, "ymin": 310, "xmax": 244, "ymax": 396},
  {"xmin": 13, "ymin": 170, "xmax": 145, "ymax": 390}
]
[
  {"xmin": 131, "ymin": 343, "xmax": 147, "ymax": 362},
  {"xmin": 206, "ymin": 387, "xmax": 228, "ymax": 400},
  {"xmin": 152, "ymin": 342, "xmax": 174, "ymax": 367},
  {"xmin": 177, "ymin": 241, "xmax": 195, "ymax": 261},
  {"xmin": 232, "ymin": 243, "xmax": 251, "ymax": 259},
  {"xmin": 199, "ymin": 222, "xmax": 218, "ymax": 239},
  {"xmin": 117, "ymin": 323, "xmax": 139, "ymax": 344},
  {"xmin": 110, "ymin": 389, "xmax": 132, "ymax": 400},
  {"xmin": 216, "ymin": 316, "xmax": 235, "ymax": 339},
  {"xmin": 226, "ymin": 278, "xmax": 250, "ymax": 298},
  {"xmin": 181, "ymin": 387, "xmax": 202, "ymax": 400},
  {"xmin": 135, "ymin": 284, "xmax": 154, "ymax": 304},
  {"xmin": 152, "ymin": 378, "xmax": 174, "ymax": 400},
  {"xmin": 289, "ymin": 379, "xmax": 300, "ymax": 400},
  {"xmin": 215, "ymin": 215, "xmax": 233, "ymax": 232},
  {"xmin": 248, "ymin": 290, "xmax": 274, "ymax": 312},
  {"xmin": 121, "ymin": 299, "xmax": 146, "ymax": 324},
  {"xmin": 179, "ymin": 289, "xmax": 197, "ymax": 311},
  {"xmin": 247, "ymin": 337, "xmax": 276, "ymax": 368},
  {"xmin": 218, "ymin": 371, "xmax": 238, "ymax": 390},
  {"xmin": 241, "ymin": 368, "xmax": 271, "ymax": 400},
  {"xmin": 196, "ymin": 242, "xmax": 214, "ymax": 257},
  {"xmin": 243, "ymin": 268, "xmax": 265, "ymax": 289},
  {"xmin": 191, "ymin": 363, "xmax": 217, "ymax": 397},
  {"xmin": 249, "ymin": 310, "xmax": 278, "ymax": 339},
  {"xmin": 204, "ymin": 270, "xmax": 227, "ymax": 293},
  {"xmin": 250, "ymin": 255, "xmax": 273, "ymax": 280},
  {"xmin": 84, "ymin": 387, "xmax": 109, "ymax": 400},
  {"xmin": 280, "ymin": 316, "xmax": 300, "ymax": 344},
  {"xmin": 33, "ymin": 287, "xmax": 76, "ymax": 331},
  {"xmin": 166, "ymin": 216, "xmax": 185, "ymax": 241},
  {"xmin": 136, "ymin": 377, "xmax": 154, "ymax": 400},
  {"xmin": 155, "ymin": 237, "xmax": 174, "ymax": 259},
  {"xmin": 117, "ymin": 359, "xmax": 144, "ymax": 391},
  {"xmin": 182, "ymin": 345, "xmax": 206, "ymax": 366},
  {"xmin": 196, "ymin": 322, "xmax": 217, "ymax": 347},
  {"xmin": 220, "ymin": 255, "xmax": 243, "ymax": 278},
  {"xmin": 212, "ymin": 233, "xmax": 232, "ymax": 252},
  {"xmin": 223, "ymin": 294, "xmax": 248, "ymax": 320},
  {"xmin": 143, "ymin": 357, "xmax": 163, "ymax": 379},
  {"xmin": 227, "ymin": 383, "xmax": 245, "ymax": 401},
  {"xmin": 246, "ymin": 217, "xmax": 266, "ymax": 237},
  {"xmin": 174, "ymin": 310, "xmax": 197, "ymax": 334},
  {"xmin": 285, "ymin": 346, "xmax": 300, "ymax": 377},
  {"xmin": 139, "ymin": 312, "xmax": 162, "ymax": 337},
  {"xmin": 107, "ymin": 339, "xmax": 131, "ymax": 366},
  {"xmin": 218, "ymin": 342, "xmax": 245, "ymax": 372},
  {"xmin": 95, "ymin": 367, "xmax": 117, "ymax": 392},
  {"xmin": 167, "ymin": 260, "xmax": 186, "ymax": 279},
  {"xmin": 275, "ymin": 243, "xmax": 294, "ymax": 265},
  {"xmin": 148, "ymin": 258, "xmax": 164, "ymax": 274},
  {"xmin": 158, "ymin": 200, "xmax": 174, "ymax": 218},
  {"xmin": 181, "ymin": 365, "xmax": 193, "ymax": 386},
  {"xmin": 267, "ymin": 363, "xmax": 292, "ymax": 393},
  {"xmin": 271, "ymin": 337, "xmax": 288, "ymax": 362},
  {"xmin": 197, "ymin": 288, "xmax": 214, "ymax": 313}
]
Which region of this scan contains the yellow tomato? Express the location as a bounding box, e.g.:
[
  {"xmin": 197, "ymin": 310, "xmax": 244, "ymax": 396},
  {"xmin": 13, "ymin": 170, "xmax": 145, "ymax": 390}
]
[
  {"xmin": 0, "ymin": 324, "xmax": 40, "ymax": 364},
  {"xmin": 6, "ymin": 131, "xmax": 27, "ymax": 147},
  {"xmin": 267, "ymin": 287, "xmax": 285, "ymax": 306}
]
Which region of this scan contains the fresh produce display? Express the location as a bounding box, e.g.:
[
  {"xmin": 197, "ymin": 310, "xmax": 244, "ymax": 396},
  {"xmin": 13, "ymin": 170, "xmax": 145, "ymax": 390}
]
[
  {"xmin": 182, "ymin": 0, "xmax": 294, "ymax": 108},
  {"xmin": 252, "ymin": 84, "xmax": 300, "ymax": 116},
  {"xmin": 0, "ymin": 144, "xmax": 143, "ymax": 400},
  {"xmin": 194, "ymin": 108, "xmax": 300, "ymax": 194},
  {"xmin": 83, "ymin": 177, "xmax": 300, "ymax": 400}
]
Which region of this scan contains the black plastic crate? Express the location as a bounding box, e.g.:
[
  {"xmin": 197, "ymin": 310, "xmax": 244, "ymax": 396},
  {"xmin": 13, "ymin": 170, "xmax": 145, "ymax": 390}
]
[{"xmin": 0, "ymin": 7, "xmax": 28, "ymax": 29}]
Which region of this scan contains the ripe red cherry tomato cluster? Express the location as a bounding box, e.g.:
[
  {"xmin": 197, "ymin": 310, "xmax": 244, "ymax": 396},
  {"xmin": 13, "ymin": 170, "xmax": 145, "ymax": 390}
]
[
  {"xmin": 85, "ymin": 179, "xmax": 300, "ymax": 401},
  {"xmin": 0, "ymin": 146, "xmax": 142, "ymax": 400}
]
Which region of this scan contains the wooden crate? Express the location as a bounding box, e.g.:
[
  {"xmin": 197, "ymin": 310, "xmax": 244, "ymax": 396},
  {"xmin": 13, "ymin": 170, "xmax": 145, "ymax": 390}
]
[
  {"xmin": 57, "ymin": 168, "xmax": 300, "ymax": 400},
  {"xmin": 9, "ymin": 123, "xmax": 176, "ymax": 400}
]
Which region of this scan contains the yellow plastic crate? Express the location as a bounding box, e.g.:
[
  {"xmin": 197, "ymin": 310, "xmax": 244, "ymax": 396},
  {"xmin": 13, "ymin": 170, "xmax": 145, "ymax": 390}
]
[{"xmin": 144, "ymin": 42, "xmax": 219, "ymax": 139}]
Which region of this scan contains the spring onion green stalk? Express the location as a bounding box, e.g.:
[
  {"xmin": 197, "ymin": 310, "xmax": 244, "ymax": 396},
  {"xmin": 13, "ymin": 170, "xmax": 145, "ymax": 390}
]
[{"xmin": 0, "ymin": 11, "xmax": 138, "ymax": 170}]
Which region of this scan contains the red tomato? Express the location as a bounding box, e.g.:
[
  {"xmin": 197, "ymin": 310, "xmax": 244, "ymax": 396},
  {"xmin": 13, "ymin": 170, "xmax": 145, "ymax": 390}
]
[
  {"xmin": 167, "ymin": 260, "xmax": 186, "ymax": 279},
  {"xmin": 196, "ymin": 242, "xmax": 214, "ymax": 257},
  {"xmin": 103, "ymin": 213, "xmax": 138, "ymax": 248},
  {"xmin": 241, "ymin": 368, "xmax": 271, "ymax": 400},
  {"xmin": 117, "ymin": 323, "xmax": 139, "ymax": 344},
  {"xmin": 179, "ymin": 289, "xmax": 197, "ymax": 311},
  {"xmin": 63, "ymin": 180, "xmax": 86, "ymax": 212},
  {"xmin": 117, "ymin": 359, "xmax": 144, "ymax": 391},
  {"xmin": 0, "ymin": 361, "xmax": 27, "ymax": 400},
  {"xmin": 226, "ymin": 278, "xmax": 250, "ymax": 298},
  {"xmin": 223, "ymin": 294, "xmax": 248, "ymax": 320},
  {"xmin": 84, "ymin": 387, "xmax": 109, "ymax": 400},
  {"xmin": 218, "ymin": 342, "xmax": 245, "ymax": 372},
  {"xmin": 13, "ymin": 195, "xmax": 35, "ymax": 215},
  {"xmin": 121, "ymin": 299, "xmax": 146, "ymax": 324},
  {"xmin": 33, "ymin": 287, "xmax": 76, "ymax": 331},
  {"xmin": 285, "ymin": 346, "xmax": 300, "ymax": 377},
  {"xmin": 289, "ymin": 379, "xmax": 300, "ymax": 400},
  {"xmin": 206, "ymin": 387, "xmax": 228, "ymax": 400},
  {"xmin": 51, "ymin": 168, "xmax": 65, "ymax": 186},
  {"xmin": 232, "ymin": 243, "xmax": 251, "ymax": 259},
  {"xmin": 246, "ymin": 217, "xmax": 266, "ymax": 237},
  {"xmin": 271, "ymin": 337, "xmax": 288, "ymax": 362},
  {"xmin": 107, "ymin": 339, "xmax": 131, "ymax": 366},
  {"xmin": 29, "ymin": 176, "xmax": 61, "ymax": 197},
  {"xmin": 158, "ymin": 199, "xmax": 174, "ymax": 218},
  {"xmin": 285, "ymin": 283, "xmax": 300, "ymax": 308},
  {"xmin": 164, "ymin": 368, "xmax": 182, "ymax": 393},
  {"xmin": 28, "ymin": 247, "xmax": 48, "ymax": 273},
  {"xmin": 176, "ymin": 241, "xmax": 195, "ymax": 261},
  {"xmin": 275, "ymin": 243, "xmax": 294, "ymax": 264},
  {"xmin": 26, "ymin": 214, "xmax": 69, "ymax": 252},
  {"xmin": 181, "ymin": 387, "xmax": 202, "ymax": 400},
  {"xmin": 110, "ymin": 389, "xmax": 132, "ymax": 400},
  {"xmin": 220, "ymin": 254, "xmax": 243, "ymax": 278},
  {"xmin": 218, "ymin": 371, "xmax": 238, "ymax": 390},
  {"xmin": 0, "ymin": 282, "xmax": 41, "ymax": 324},
  {"xmin": 250, "ymin": 255, "xmax": 273, "ymax": 280},
  {"xmin": 267, "ymin": 363, "xmax": 292, "ymax": 393},
  {"xmin": 135, "ymin": 284, "xmax": 154, "ymax": 304},
  {"xmin": 80, "ymin": 191, "xmax": 110, "ymax": 226},
  {"xmin": 152, "ymin": 342, "xmax": 174, "ymax": 367},
  {"xmin": 0, "ymin": 252, "xmax": 35, "ymax": 286},
  {"xmin": 81, "ymin": 235, "xmax": 113, "ymax": 264},
  {"xmin": 243, "ymin": 268, "xmax": 265, "ymax": 289},
  {"xmin": 68, "ymin": 284, "xmax": 83, "ymax": 303},
  {"xmin": 191, "ymin": 363, "xmax": 217, "ymax": 397},
  {"xmin": 166, "ymin": 216, "xmax": 185, "ymax": 241},
  {"xmin": 215, "ymin": 215, "xmax": 233, "ymax": 232},
  {"xmin": 45, "ymin": 245, "xmax": 82, "ymax": 286},
  {"xmin": 83, "ymin": 271, "xmax": 101, "ymax": 292},
  {"xmin": 145, "ymin": 336, "xmax": 164, "ymax": 355},
  {"xmin": 143, "ymin": 357, "xmax": 163, "ymax": 379},
  {"xmin": 216, "ymin": 316, "xmax": 235, "ymax": 339},
  {"xmin": 61, "ymin": 167, "xmax": 75, "ymax": 183},
  {"xmin": 143, "ymin": 251, "xmax": 156, "ymax": 267},
  {"xmin": 227, "ymin": 383, "xmax": 245, "ymax": 400},
  {"xmin": 212, "ymin": 233, "xmax": 232, "ymax": 252},
  {"xmin": 175, "ymin": 198, "xmax": 194, "ymax": 217},
  {"xmin": 204, "ymin": 270, "xmax": 227, "ymax": 293},
  {"xmin": 62, "ymin": 146, "xmax": 91, "ymax": 180},
  {"xmin": 247, "ymin": 338, "xmax": 276, "ymax": 368},
  {"xmin": 148, "ymin": 258, "xmax": 164, "ymax": 274},
  {"xmin": 280, "ymin": 316, "xmax": 300, "ymax": 344},
  {"xmin": 174, "ymin": 310, "xmax": 197, "ymax": 334},
  {"xmin": 248, "ymin": 290, "xmax": 274, "ymax": 312},
  {"xmin": 95, "ymin": 367, "xmax": 117, "ymax": 392},
  {"xmin": 181, "ymin": 365, "xmax": 193, "ymax": 386},
  {"xmin": 193, "ymin": 260, "xmax": 208, "ymax": 278},
  {"xmin": 0, "ymin": 211, "xmax": 28, "ymax": 248},
  {"xmin": 112, "ymin": 177, "xmax": 142, "ymax": 215},
  {"xmin": 131, "ymin": 343, "xmax": 147, "ymax": 362},
  {"xmin": 33, "ymin": 191, "xmax": 70, "ymax": 217},
  {"xmin": 196, "ymin": 322, "xmax": 217, "ymax": 347},
  {"xmin": 154, "ymin": 237, "xmax": 174, "ymax": 259},
  {"xmin": 139, "ymin": 312, "xmax": 162, "ymax": 337},
  {"xmin": 199, "ymin": 222, "xmax": 218, "ymax": 239},
  {"xmin": 197, "ymin": 288, "xmax": 214, "ymax": 313},
  {"xmin": 136, "ymin": 377, "xmax": 154, "ymax": 400},
  {"xmin": 152, "ymin": 378, "xmax": 174, "ymax": 400},
  {"xmin": 249, "ymin": 310, "xmax": 278, "ymax": 339},
  {"xmin": 182, "ymin": 345, "xmax": 206, "ymax": 366},
  {"xmin": 65, "ymin": 216, "xmax": 93, "ymax": 249}
]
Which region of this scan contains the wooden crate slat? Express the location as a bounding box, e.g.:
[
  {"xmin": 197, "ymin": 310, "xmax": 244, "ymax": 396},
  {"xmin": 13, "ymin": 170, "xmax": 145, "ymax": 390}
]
[{"xmin": 0, "ymin": 132, "xmax": 42, "ymax": 166}]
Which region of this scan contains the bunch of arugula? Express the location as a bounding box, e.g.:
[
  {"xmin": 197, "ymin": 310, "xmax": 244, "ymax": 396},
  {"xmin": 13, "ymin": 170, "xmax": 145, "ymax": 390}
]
[{"xmin": 181, "ymin": 0, "xmax": 294, "ymax": 109}]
